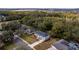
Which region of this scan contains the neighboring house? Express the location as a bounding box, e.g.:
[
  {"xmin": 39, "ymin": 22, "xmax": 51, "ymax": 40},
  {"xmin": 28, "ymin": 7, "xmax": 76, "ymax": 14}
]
[
  {"xmin": 34, "ymin": 31, "xmax": 50, "ymax": 40},
  {"xmin": 20, "ymin": 25, "xmax": 27, "ymax": 30},
  {"xmin": 53, "ymin": 39, "xmax": 69, "ymax": 50},
  {"xmin": 0, "ymin": 40, "xmax": 4, "ymax": 48},
  {"xmin": 0, "ymin": 31, "xmax": 3, "ymax": 35},
  {"xmin": 67, "ymin": 41, "xmax": 79, "ymax": 50},
  {"xmin": 25, "ymin": 28, "xmax": 35, "ymax": 34},
  {"xmin": 0, "ymin": 15, "xmax": 6, "ymax": 21},
  {"xmin": 53, "ymin": 39, "xmax": 79, "ymax": 50},
  {"xmin": 0, "ymin": 23, "xmax": 2, "ymax": 30},
  {"xmin": 20, "ymin": 25, "xmax": 35, "ymax": 34},
  {"xmin": 0, "ymin": 32, "xmax": 4, "ymax": 48}
]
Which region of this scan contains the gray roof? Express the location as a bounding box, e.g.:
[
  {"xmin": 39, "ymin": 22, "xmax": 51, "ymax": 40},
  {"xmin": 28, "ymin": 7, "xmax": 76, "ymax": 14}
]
[
  {"xmin": 35, "ymin": 31, "xmax": 48, "ymax": 37},
  {"xmin": 53, "ymin": 39, "xmax": 79, "ymax": 50},
  {"xmin": 54, "ymin": 39, "xmax": 69, "ymax": 50},
  {"xmin": 67, "ymin": 41, "xmax": 79, "ymax": 50},
  {"xmin": 0, "ymin": 31, "xmax": 2, "ymax": 35},
  {"xmin": 0, "ymin": 40, "xmax": 4, "ymax": 48}
]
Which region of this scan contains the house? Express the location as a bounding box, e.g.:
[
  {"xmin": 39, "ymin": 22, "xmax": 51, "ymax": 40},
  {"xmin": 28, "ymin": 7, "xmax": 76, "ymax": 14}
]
[
  {"xmin": 34, "ymin": 31, "xmax": 50, "ymax": 40},
  {"xmin": 0, "ymin": 31, "xmax": 3, "ymax": 35},
  {"xmin": 25, "ymin": 28, "xmax": 35, "ymax": 34},
  {"xmin": 53, "ymin": 39, "xmax": 79, "ymax": 50},
  {"xmin": 53, "ymin": 39, "xmax": 69, "ymax": 50},
  {"xmin": 0, "ymin": 23, "xmax": 2, "ymax": 30},
  {"xmin": 20, "ymin": 25, "xmax": 27, "ymax": 31},
  {"xmin": 0, "ymin": 40, "xmax": 4, "ymax": 48},
  {"xmin": 0, "ymin": 32, "xmax": 4, "ymax": 48},
  {"xmin": 67, "ymin": 41, "xmax": 79, "ymax": 50},
  {"xmin": 20, "ymin": 25, "xmax": 35, "ymax": 34},
  {"xmin": 0, "ymin": 14, "xmax": 6, "ymax": 21}
]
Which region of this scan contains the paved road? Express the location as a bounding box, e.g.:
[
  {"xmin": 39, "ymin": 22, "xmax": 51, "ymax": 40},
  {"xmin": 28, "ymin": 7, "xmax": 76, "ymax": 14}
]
[
  {"xmin": 13, "ymin": 35, "xmax": 33, "ymax": 50},
  {"xmin": 14, "ymin": 35, "xmax": 35, "ymax": 50}
]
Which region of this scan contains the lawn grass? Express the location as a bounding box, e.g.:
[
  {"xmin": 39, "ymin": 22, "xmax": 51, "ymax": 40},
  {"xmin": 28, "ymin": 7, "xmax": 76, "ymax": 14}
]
[
  {"xmin": 20, "ymin": 33, "xmax": 38, "ymax": 44},
  {"xmin": 4, "ymin": 43, "xmax": 17, "ymax": 50},
  {"xmin": 34, "ymin": 38, "xmax": 59, "ymax": 50}
]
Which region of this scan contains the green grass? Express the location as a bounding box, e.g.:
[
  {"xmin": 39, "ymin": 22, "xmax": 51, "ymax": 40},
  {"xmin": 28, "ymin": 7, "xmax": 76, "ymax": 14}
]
[
  {"xmin": 20, "ymin": 33, "xmax": 38, "ymax": 44},
  {"xmin": 4, "ymin": 43, "xmax": 17, "ymax": 50}
]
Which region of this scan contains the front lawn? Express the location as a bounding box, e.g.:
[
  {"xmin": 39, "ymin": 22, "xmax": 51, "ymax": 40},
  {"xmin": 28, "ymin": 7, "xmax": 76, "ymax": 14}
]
[
  {"xmin": 20, "ymin": 33, "xmax": 38, "ymax": 44},
  {"xmin": 34, "ymin": 38, "xmax": 59, "ymax": 50},
  {"xmin": 4, "ymin": 43, "xmax": 17, "ymax": 50}
]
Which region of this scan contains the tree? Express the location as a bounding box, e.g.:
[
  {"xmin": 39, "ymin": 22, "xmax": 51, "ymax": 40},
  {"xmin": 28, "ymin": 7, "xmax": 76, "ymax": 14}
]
[
  {"xmin": 51, "ymin": 18, "xmax": 65, "ymax": 38},
  {"xmin": 62, "ymin": 19, "xmax": 79, "ymax": 42},
  {"xmin": 37, "ymin": 18, "xmax": 53, "ymax": 32},
  {"xmin": 2, "ymin": 31, "xmax": 14, "ymax": 44},
  {"xmin": 1, "ymin": 23, "xmax": 7, "ymax": 30},
  {"xmin": 1, "ymin": 21, "xmax": 21, "ymax": 31}
]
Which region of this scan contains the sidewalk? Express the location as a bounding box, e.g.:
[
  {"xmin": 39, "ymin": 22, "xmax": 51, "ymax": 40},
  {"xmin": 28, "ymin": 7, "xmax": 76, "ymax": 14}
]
[
  {"xmin": 47, "ymin": 45, "xmax": 57, "ymax": 50},
  {"xmin": 30, "ymin": 39, "xmax": 45, "ymax": 47}
]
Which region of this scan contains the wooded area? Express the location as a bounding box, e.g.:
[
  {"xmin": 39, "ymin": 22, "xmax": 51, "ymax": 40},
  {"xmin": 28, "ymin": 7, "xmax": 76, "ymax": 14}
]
[{"xmin": 0, "ymin": 11, "xmax": 79, "ymax": 49}]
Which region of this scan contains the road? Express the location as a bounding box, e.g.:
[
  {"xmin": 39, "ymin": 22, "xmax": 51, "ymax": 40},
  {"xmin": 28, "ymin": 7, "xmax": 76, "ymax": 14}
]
[
  {"xmin": 0, "ymin": 21, "xmax": 34, "ymax": 50},
  {"xmin": 14, "ymin": 35, "xmax": 35, "ymax": 50},
  {"xmin": 13, "ymin": 35, "xmax": 33, "ymax": 50}
]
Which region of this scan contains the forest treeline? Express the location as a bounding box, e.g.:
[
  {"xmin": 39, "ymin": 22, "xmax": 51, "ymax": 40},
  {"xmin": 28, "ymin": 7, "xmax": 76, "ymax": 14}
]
[{"xmin": 0, "ymin": 11, "xmax": 79, "ymax": 45}]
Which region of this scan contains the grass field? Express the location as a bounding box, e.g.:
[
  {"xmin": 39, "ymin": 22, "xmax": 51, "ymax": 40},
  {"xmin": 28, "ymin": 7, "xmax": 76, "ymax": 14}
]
[
  {"xmin": 4, "ymin": 43, "xmax": 17, "ymax": 50},
  {"xmin": 20, "ymin": 33, "xmax": 38, "ymax": 44}
]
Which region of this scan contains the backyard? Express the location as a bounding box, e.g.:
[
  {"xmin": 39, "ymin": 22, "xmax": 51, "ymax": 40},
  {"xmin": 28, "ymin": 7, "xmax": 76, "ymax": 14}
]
[
  {"xmin": 34, "ymin": 37, "xmax": 59, "ymax": 50},
  {"xmin": 20, "ymin": 33, "xmax": 38, "ymax": 44}
]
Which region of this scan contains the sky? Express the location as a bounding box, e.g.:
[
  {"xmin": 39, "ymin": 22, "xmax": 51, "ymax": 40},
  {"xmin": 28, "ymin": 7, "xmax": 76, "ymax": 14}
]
[{"xmin": 0, "ymin": 0, "xmax": 79, "ymax": 8}]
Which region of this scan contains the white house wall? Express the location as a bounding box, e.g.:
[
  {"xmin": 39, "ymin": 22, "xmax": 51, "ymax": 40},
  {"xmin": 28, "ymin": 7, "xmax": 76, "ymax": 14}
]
[{"xmin": 34, "ymin": 33, "xmax": 50, "ymax": 40}]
